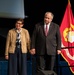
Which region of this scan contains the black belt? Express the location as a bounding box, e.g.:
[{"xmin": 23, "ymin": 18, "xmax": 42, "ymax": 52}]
[{"xmin": 16, "ymin": 45, "xmax": 21, "ymax": 48}]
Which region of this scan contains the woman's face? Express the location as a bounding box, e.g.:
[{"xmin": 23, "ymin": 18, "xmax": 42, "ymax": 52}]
[{"xmin": 15, "ymin": 21, "xmax": 23, "ymax": 30}]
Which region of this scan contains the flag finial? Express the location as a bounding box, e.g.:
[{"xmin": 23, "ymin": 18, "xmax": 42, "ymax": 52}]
[{"xmin": 68, "ymin": 0, "xmax": 70, "ymax": 3}]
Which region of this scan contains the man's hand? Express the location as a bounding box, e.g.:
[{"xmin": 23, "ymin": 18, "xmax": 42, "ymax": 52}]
[
  {"xmin": 57, "ymin": 50, "xmax": 61, "ymax": 54},
  {"xmin": 30, "ymin": 48, "xmax": 36, "ymax": 55}
]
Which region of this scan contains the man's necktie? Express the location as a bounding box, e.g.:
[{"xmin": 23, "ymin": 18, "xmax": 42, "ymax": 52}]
[{"xmin": 45, "ymin": 25, "xmax": 48, "ymax": 36}]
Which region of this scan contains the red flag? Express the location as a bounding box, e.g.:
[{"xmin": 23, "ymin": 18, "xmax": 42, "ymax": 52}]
[{"xmin": 60, "ymin": 0, "xmax": 74, "ymax": 73}]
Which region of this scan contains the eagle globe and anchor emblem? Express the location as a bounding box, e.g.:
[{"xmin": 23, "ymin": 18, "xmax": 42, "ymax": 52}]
[{"xmin": 62, "ymin": 24, "xmax": 74, "ymax": 60}]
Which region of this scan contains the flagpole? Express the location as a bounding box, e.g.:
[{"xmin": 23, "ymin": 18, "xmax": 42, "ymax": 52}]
[{"xmin": 68, "ymin": 0, "xmax": 71, "ymax": 25}]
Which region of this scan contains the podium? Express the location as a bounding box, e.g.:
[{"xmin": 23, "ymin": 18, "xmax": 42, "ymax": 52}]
[{"xmin": 38, "ymin": 70, "xmax": 57, "ymax": 75}]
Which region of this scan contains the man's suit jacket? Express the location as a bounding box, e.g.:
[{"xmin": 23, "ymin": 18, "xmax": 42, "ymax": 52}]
[
  {"xmin": 5, "ymin": 28, "xmax": 30, "ymax": 56},
  {"xmin": 31, "ymin": 22, "xmax": 61, "ymax": 55}
]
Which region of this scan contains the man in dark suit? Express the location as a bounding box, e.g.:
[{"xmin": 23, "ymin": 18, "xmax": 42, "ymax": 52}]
[{"xmin": 30, "ymin": 12, "xmax": 61, "ymax": 74}]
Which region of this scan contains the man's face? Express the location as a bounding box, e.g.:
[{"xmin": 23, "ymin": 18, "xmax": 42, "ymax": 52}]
[
  {"xmin": 44, "ymin": 13, "xmax": 53, "ymax": 25},
  {"xmin": 15, "ymin": 21, "xmax": 23, "ymax": 30}
]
